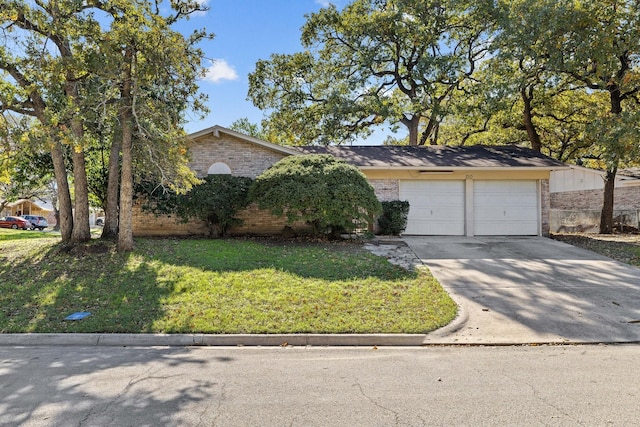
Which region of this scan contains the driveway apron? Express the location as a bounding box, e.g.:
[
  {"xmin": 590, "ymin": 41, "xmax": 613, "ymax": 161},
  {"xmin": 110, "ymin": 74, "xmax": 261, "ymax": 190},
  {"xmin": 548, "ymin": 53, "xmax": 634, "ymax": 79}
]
[{"xmin": 403, "ymin": 236, "xmax": 640, "ymax": 344}]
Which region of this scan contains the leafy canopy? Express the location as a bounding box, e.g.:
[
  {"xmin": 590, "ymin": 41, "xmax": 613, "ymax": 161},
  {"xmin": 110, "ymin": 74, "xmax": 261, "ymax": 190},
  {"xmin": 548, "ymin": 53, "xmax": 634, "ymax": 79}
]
[{"xmin": 248, "ymin": 0, "xmax": 491, "ymax": 146}]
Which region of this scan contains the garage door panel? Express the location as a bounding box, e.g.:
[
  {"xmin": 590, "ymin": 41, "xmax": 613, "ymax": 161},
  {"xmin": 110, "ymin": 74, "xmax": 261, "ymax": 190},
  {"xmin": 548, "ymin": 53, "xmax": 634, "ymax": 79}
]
[
  {"xmin": 474, "ymin": 180, "xmax": 539, "ymax": 236},
  {"xmin": 400, "ymin": 180, "xmax": 465, "ymax": 235},
  {"xmin": 475, "ymin": 194, "xmax": 537, "ymax": 207}
]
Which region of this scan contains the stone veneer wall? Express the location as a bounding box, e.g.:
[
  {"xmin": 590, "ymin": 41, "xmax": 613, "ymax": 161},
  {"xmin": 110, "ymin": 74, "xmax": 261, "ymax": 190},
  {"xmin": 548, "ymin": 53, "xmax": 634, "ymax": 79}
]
[
  {"xmin": 132, "ymin": 132, "xmax": 323, "ymax": 237},
  {"xmin": 550, "ymin": 186, "xmax": 640, "ymax": 210},
  {"xmin": 131, "ymin": 201, "xmax": 312, "ymax": 237},
  {"xmin": 132, "ymin": 132, "xmax": 298, "ymax": 237},
  {"xmin": 549, "ymin": 186, "xmax": 640, "ymax": 233},
  {"xmin": 540, "ymin": 179, "xmax": 550, "ymax": 236},
  {"xmin": 188, "ymin": 133, "xmax": 288, "ymax": 179},
  {"xmin": 368, "ymin": 179, "xmax": 400, "ymax": 201}
]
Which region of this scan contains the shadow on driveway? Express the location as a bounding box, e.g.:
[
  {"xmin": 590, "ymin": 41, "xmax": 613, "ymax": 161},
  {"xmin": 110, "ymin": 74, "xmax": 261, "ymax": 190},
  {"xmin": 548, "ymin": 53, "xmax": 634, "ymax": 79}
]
[{"xmin": 404, "ymin": 237, "xmax": 640, "ymax": 344}]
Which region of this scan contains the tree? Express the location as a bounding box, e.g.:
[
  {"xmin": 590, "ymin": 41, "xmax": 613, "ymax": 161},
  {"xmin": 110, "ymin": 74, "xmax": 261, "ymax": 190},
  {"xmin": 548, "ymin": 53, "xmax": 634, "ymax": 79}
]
[
  {"xmin": 0, "ymin": 113, "xmax": 54, "ymax": 214},
  {"xmin": 250, "ymin": 154, "xmax": 381, "ymax": 236},
  {"xmin": 0, "ymin": 1, "xmax": 96, "ymax": 242},
  {"xmin": 1, "ymin": 0, "xmax": 210, "ymax": 250},
  {"xmin": 248, "ymin": 0, "xmax": 492, "ymax": 146},
  {"xmin": 557, "ymin": 1, "xmax": 640, "ymax": 233},
  {"xmin": 491, "ymin": 0, "xmax": 640, "ymax": 233},
  {"xmin": 95, "ymin": 1, "xmax": 210, "ymax": 251},
  {"xmin": 229, "ymin": 118, "xmax": 267, "ymax": 140}
]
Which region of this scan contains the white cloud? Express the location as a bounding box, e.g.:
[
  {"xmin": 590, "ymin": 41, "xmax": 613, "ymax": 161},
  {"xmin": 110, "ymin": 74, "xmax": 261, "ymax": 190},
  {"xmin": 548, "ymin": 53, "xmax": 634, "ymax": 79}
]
[
  {"xmin": 203, "ymin": 59, "xmax": 239, "ymax": 83},
  {"xmin": 315, "ymin": 0, "xmax": 333, "ymax": 7}
]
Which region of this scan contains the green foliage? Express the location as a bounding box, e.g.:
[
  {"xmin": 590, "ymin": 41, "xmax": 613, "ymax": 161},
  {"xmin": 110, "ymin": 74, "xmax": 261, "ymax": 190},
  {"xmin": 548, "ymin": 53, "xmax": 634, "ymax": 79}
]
[
  {"xmin": 250, "ymin": 154, "xmax": 381, "ymax": 236},
  {"xmin": 143, "ymin": 175, "xmax": 253, "ymax": 237},
  {"xmin": 377, "ymin": 200, "xmax": 410, "ymax": 236},
  {"xmin": 248, "ymin": 0, "xmax": 492, "ymax": 145},
  {"xmin": 229, "ymin": 117, "xmax": 267, "ymax": 140}
]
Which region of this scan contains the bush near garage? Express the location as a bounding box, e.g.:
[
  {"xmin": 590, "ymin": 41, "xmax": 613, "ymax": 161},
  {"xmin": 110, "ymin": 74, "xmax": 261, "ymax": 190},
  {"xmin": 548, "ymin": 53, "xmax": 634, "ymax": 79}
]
[
  {"xmin": 250, "ymin": 154, "xmax": 381, "ymax": 237},
  {"xmin": 378, "ymin": 200, "xmax": 410, "ymax": 235}
]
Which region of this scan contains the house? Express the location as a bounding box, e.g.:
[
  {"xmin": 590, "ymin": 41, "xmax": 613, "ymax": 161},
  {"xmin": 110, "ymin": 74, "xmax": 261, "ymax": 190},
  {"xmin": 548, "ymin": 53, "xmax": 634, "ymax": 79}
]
[
  {"xmin": 550, "ymin": 165, "xmax": 640, "ymax": 232},
  {"xmin": 132, "ymin": 125, "xmax": 567, "ymax": 237},
  {"xmin": 1, "ymin": 199, "xmax": 55, "ymax": 224}
]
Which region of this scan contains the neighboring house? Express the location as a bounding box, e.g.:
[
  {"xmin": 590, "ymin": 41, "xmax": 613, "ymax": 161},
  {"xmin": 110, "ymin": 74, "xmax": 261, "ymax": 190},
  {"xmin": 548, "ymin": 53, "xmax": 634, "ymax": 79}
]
[
  {"xmin": 550, "ymin": 165, "xmax": 640, "ymax": 232},
  {"xmin": 133, "ymin": 125, "xmax": 567, "ymax": 237},
  {"xmin": 1, "ymin": 199, "xmax": 55, "ymax": 225}
]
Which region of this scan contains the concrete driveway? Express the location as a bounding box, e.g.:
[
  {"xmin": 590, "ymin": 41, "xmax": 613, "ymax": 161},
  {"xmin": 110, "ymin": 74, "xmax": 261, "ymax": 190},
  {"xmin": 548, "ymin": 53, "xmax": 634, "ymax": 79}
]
[{"xmin": 403, "ymin": 236, "xmax": 640, "ymax": 345}]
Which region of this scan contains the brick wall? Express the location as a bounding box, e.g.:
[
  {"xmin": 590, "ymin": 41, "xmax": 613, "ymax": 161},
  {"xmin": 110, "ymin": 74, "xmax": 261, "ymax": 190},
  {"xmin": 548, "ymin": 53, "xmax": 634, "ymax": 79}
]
[
  {"xmin": 133, "ymin": 132, "xmax": 298, "ymax": 237},
  {"xmin": 189, "ymin": 133, "xmax": 288, "ymax": 178},
  {"xmin": 369, "ymin": 179, "xmax": 400, "ymax": 201},
  {"xmin": 540, "ymin": 179, "xmax": 550, "ymax": 236},
  {"xmin": 132, "ymin": 201, "xmax": 313, "ymax": 237},
  {"xmin": 551, "ymin": 186, "xmax": 640, "ymax": 210}
]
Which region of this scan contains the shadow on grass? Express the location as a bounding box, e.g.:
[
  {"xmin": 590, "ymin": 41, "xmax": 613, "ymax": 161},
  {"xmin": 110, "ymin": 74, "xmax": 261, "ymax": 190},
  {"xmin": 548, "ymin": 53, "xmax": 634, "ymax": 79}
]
[
  {"xmin": 0, "ymin": 237, "xmax": 175, "ymax": 333},
  {"xmin": 148, "ymin": 237, "xmax": 417, "ymax": 281},
  {"xmin": 0, "ymin": 235, "xmax": 444, "ymax": 334}
]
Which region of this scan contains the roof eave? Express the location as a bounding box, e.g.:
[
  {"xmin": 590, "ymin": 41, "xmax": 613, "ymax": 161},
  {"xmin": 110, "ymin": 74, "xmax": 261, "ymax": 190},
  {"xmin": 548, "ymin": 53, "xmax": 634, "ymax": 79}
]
[
  {"xmin": 358, "ymin": 165, "xmax": 570, "ymax": 171},
  {"xmin": 188, "ymin": 125, "xmax": 300, "ymax": 156}
]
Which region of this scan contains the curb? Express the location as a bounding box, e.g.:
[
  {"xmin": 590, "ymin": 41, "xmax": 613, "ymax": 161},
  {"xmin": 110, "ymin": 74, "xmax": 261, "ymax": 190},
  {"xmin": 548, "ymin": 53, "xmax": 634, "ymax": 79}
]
[{"xmin": 0, "ymin": 333, "xmax": 433, "ymax": 347}]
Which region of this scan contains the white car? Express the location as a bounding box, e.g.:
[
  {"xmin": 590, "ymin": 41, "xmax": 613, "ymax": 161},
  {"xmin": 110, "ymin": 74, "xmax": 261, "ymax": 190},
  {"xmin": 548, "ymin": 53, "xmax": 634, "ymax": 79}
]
[{"xmin": 21, "ymin": 215, "xmax": 48, "ymax": 230}]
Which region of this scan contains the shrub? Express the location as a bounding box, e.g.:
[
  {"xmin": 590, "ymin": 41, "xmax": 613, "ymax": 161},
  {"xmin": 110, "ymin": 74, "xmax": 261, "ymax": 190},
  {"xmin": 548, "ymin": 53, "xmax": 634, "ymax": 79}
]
[
  {"xmin": 250, "ymin": 154, "xmax": 381, "ymax": 236},
  {"xmin": 142, "ymin": 175, "xmax": 253, "ymax": 237},
  {"xmin": 378, "ymin": 200, "xmax": 410, "ymax": 235}
]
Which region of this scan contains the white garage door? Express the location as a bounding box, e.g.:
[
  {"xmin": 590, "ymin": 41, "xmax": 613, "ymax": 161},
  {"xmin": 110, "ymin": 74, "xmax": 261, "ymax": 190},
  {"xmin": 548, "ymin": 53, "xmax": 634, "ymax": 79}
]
[
  {"xmin": 400, "ymin": 180, "xmax": 465, "ymax": 235},
  {"xmin": 474, "ymin": 180, "xmax": 538, "ymax": 235}
]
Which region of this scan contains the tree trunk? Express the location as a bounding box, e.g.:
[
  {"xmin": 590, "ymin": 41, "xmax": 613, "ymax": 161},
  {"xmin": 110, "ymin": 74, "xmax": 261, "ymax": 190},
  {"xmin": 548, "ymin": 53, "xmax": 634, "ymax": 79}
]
[
  {"xmin": 403, "ymin": 115, "xmax": 420, "ymax": 146},
  {"xmin": 599, "ymin": 86, "xmax": 624, "ymax": 234},
  {"xmin": 70, "ymin": 156, "xmax": 91, "ymax": 242},
  {"xmin": 117, "ymin": 49, "xmax": 135, "ymax": 252},
  {"xmin": 65, "ymin": 74, "xmax": 91, "ymax": 243},
  {"xmin": 50, "ymin": 139, "xmax": 74, "ymax": 242},
  {"xmin": 29, "ymin": 94, "xmax": 73, "ymax": 241},
  {"xmin": 117, "ymin": 116, "xmax": 134, "ymax": 251},
  {"xmin": 599, "ymin": 166, "xmax": 617, "ymax": 234},
  {"xmin": 101, "ymin": 126, "xmax": 121, "ymax": 240},
  {"xmin": 521, "ymin": 86, "xmax": 542, "ymax": 152}
]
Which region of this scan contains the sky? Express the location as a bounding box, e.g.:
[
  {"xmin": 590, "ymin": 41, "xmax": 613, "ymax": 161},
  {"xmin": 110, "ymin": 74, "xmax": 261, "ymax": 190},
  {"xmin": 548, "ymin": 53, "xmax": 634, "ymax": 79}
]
[
  {"xmin": 177, "ymin": 0, "xmax": 398, "ymax": 144},
  {"xmin": 178, "ymin": 0, "xmax": 339, "ymax": 133}
]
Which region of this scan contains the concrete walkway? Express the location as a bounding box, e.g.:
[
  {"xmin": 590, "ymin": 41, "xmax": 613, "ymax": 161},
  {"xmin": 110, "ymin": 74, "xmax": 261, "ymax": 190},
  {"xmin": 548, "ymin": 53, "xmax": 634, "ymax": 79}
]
[{"xmin": 404, "ymin": 236, "xmax": 640, "ymax": 345}]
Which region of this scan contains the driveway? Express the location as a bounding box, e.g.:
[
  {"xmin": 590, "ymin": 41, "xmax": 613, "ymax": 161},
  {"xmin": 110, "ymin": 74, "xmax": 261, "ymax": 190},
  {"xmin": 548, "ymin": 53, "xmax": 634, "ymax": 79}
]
[{"xmin": 403, "ymin": 236, "xmax": 640, "ymax": 344}]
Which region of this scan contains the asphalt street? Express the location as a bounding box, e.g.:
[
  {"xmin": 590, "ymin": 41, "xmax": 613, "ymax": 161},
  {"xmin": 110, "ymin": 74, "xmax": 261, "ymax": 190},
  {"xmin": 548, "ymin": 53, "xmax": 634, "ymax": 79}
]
[{"xmin": 1, "ymin": 344, "xmax": 639, "ymax": 426}]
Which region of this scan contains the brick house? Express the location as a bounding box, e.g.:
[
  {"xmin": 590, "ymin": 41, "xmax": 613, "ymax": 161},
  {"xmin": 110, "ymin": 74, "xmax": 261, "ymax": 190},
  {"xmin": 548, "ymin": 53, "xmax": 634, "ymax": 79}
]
[
  {"xmin": 133, "ymin": 125, "xmax": 566, "ymax": 237},
  {"xmin": 550, "ymin": 165, "xmax": 640, "ymax": 232}
]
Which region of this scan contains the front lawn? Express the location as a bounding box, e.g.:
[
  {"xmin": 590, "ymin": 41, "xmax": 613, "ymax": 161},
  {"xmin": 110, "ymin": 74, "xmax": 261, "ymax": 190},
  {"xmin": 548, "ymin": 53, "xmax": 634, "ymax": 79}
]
[{"xmin": 0, "ymin": 230, "xmax": 456, "ymax": 334}]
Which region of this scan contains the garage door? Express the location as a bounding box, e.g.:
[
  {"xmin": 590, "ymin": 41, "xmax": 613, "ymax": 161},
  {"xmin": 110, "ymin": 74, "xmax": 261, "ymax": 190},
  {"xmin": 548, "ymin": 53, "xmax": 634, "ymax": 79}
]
[
  {"xmin": 474, "ymin": 180, "xmax": 538, "ymax": 235},
  {"xmin": 400, "ymin": 180, "xmax": 465, "ymax": 235}
]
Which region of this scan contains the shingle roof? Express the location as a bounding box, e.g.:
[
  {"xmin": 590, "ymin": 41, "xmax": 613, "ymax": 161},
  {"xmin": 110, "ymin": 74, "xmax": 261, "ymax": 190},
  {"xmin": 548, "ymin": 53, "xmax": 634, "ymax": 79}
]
[{"xmin": 297, "ymin": 145, "xmax": 566, "ymax": 169}]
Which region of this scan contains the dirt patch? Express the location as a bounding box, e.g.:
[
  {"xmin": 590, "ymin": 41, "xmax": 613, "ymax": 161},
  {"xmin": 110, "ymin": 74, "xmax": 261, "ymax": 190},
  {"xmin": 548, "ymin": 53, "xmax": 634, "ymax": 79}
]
[
  {"xmin": 59, "ymin": 242, "xmax": 114, "ymax": 256},
  {"xmin": 551, "ymin": 233, "xmax": 640, "ymax": 266}
]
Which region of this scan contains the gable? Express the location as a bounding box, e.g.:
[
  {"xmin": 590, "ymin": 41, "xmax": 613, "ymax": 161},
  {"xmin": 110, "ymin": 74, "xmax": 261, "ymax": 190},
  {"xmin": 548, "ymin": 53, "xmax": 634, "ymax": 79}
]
[{"xmin": 188, "ymin": 129, "xmax": 294, "ymax": 179}]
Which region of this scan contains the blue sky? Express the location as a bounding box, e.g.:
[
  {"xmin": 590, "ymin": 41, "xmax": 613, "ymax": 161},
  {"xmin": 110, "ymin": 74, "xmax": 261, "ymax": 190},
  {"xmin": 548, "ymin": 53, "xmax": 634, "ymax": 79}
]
[
  {"xmin": 178, "ymin": 0, "xmax": 398, "ymax": 144},
  {"xmin": 178, "ymin": 0, "xmax": 339, "ymax": 134}
]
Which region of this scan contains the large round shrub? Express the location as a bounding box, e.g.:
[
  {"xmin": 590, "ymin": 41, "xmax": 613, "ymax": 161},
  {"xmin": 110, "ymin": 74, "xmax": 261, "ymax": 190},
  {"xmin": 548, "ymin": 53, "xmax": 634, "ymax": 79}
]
[{"xmin": 250, "ymin": 154, "xmax": 381, "ymax": 235}]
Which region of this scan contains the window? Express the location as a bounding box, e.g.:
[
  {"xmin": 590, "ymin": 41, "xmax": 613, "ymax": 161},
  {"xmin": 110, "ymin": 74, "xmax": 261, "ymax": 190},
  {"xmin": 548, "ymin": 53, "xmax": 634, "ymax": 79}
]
[{"xmin": 208, "ymin": 162, "xmax": 231, "ymax": 175}]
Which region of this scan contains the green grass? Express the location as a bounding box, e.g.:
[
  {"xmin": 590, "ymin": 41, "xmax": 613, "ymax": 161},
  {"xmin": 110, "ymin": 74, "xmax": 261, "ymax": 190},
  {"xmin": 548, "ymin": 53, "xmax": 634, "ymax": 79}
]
[{"xmin": 0, "ymin": 229, "xmax": 457, "ymax": 334}]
